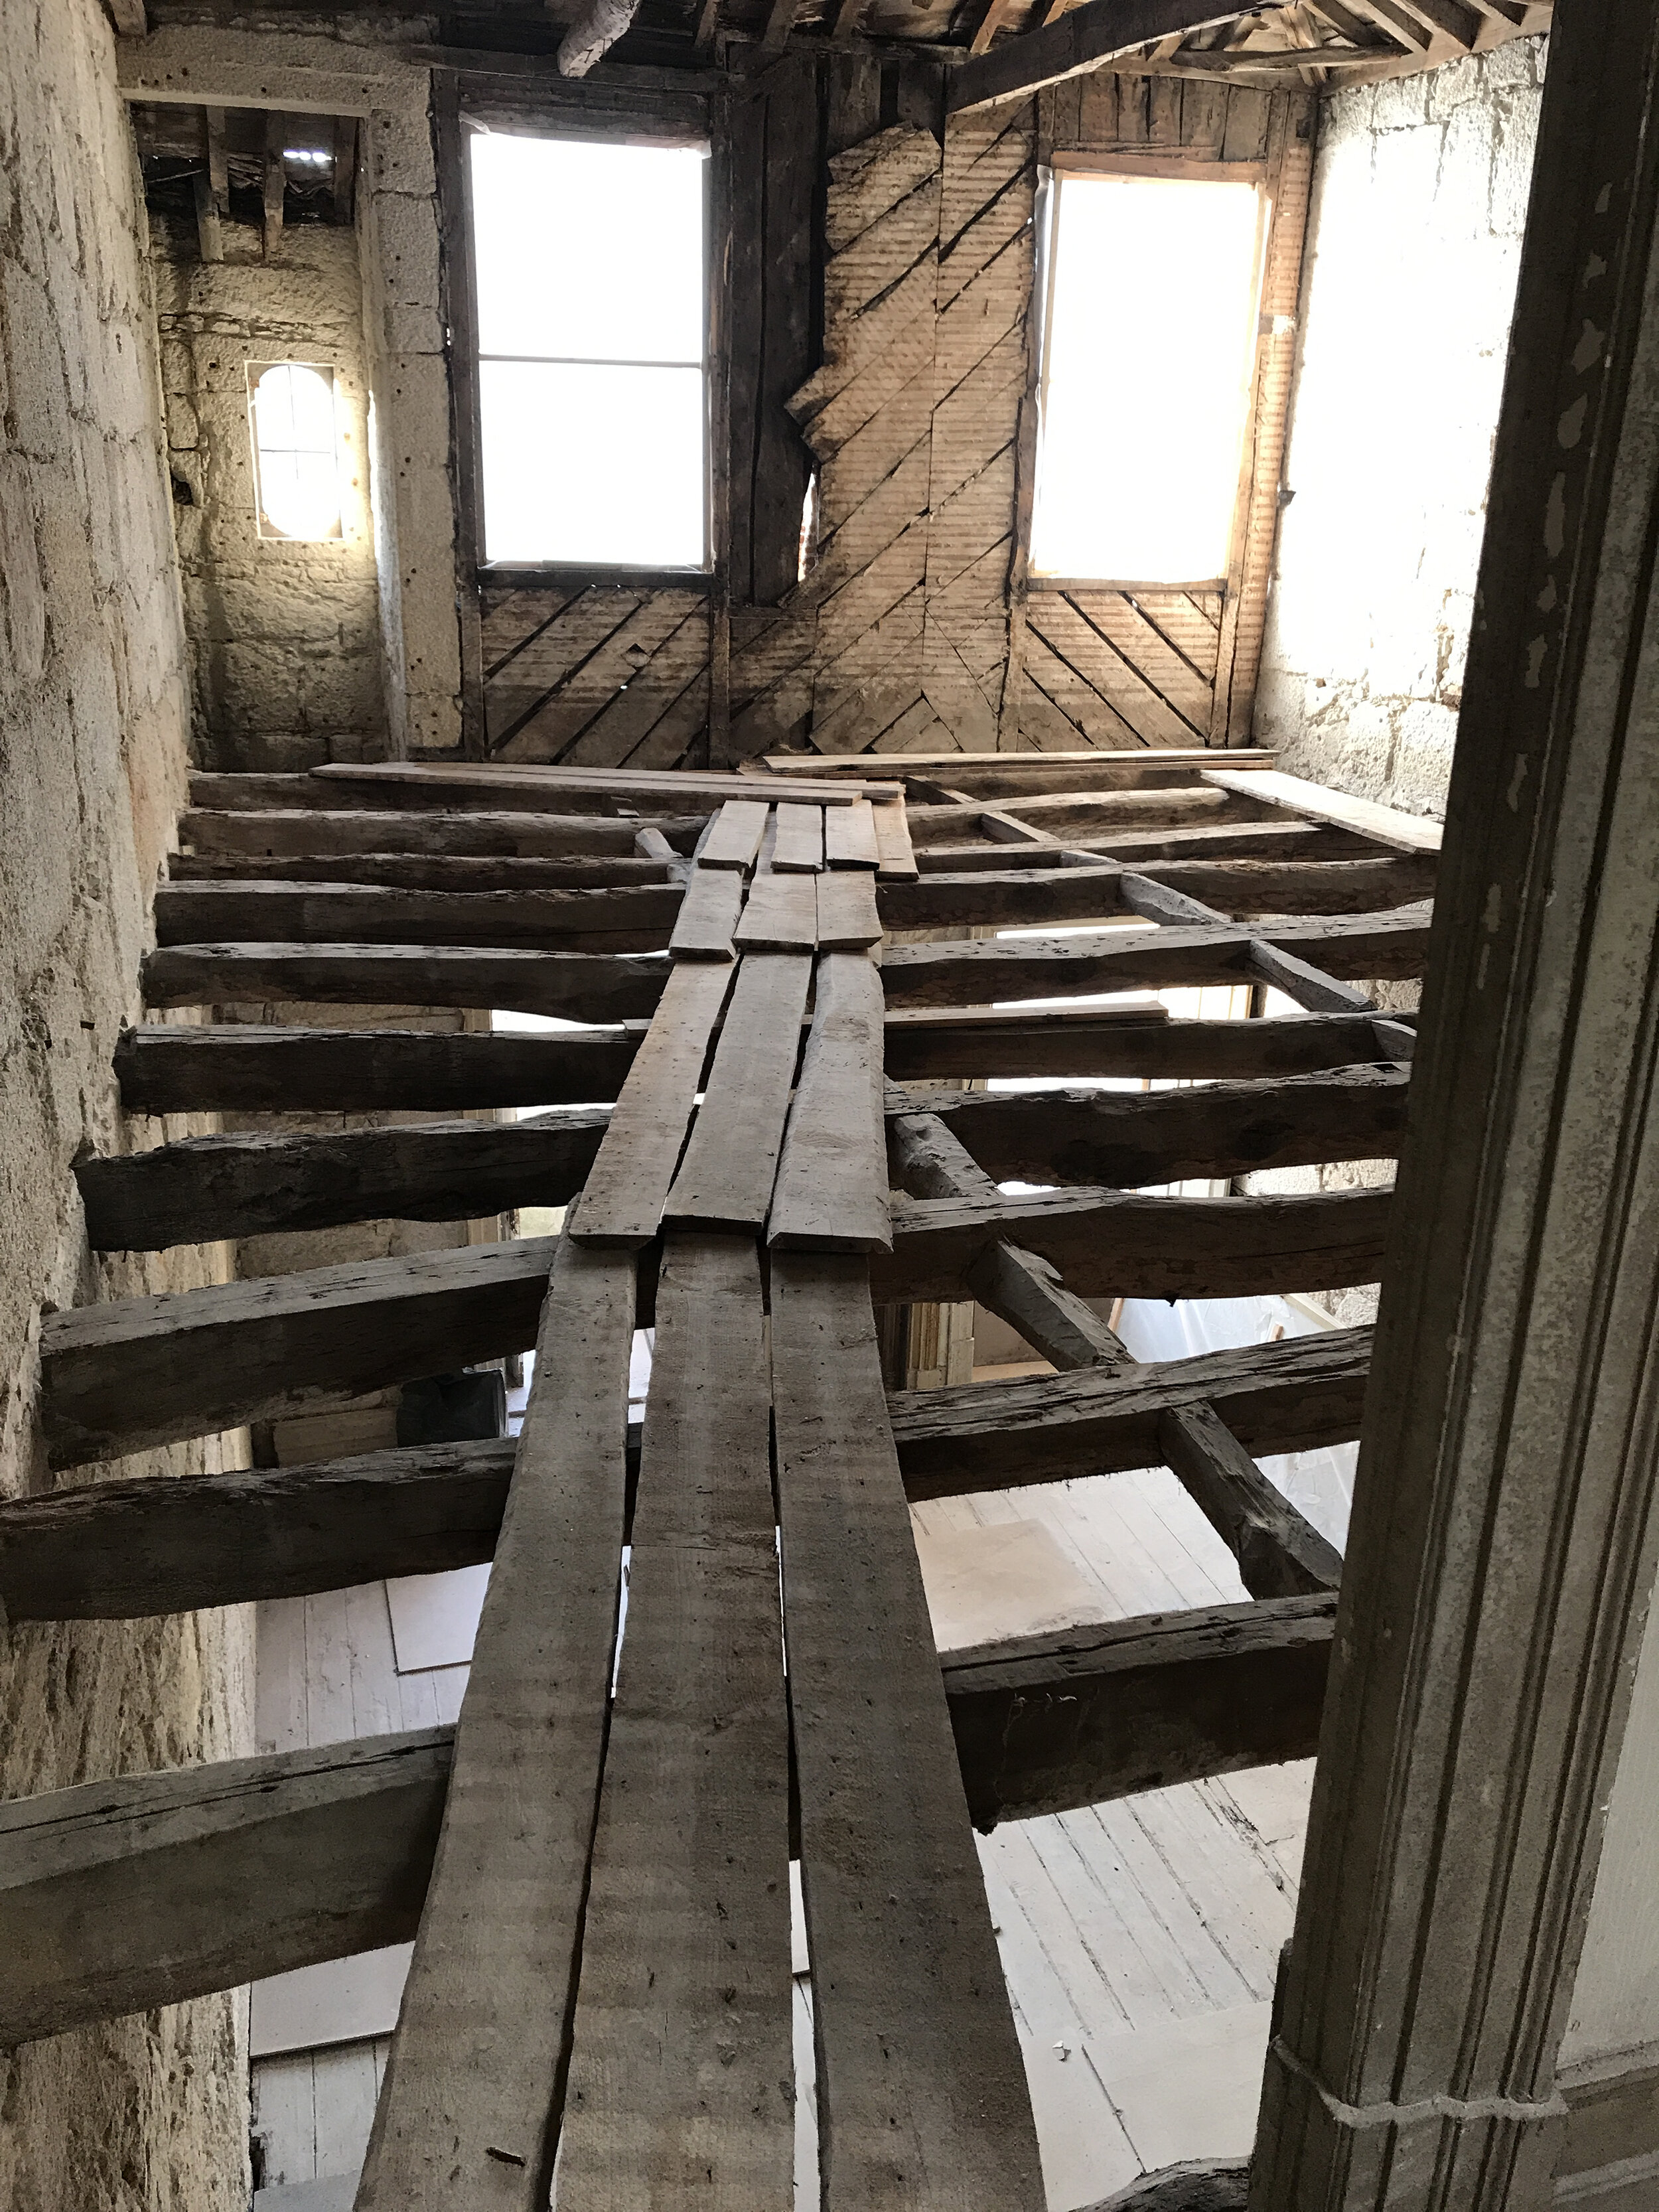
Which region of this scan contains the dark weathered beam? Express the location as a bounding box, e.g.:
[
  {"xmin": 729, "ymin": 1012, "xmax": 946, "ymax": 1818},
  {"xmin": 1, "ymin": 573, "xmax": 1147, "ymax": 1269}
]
[
  {"xmin": 876, "ymin": 1186, "xmax": 1391, "ymax": 1305},
  {"xmin": 82, "ymin": 1067, "xmax": 1406, "ymax": 1251},
  {"xmin": 904, "ymin": 1065, "xmax": 1407, "ymax": 1188},
  {"xmin": 152, "ymin": 881, "xmax": 685, "ymax": 954},
  {"xmin": 883, "ymin": 1007, "xmax": 1404, "ymax": 1082},
  {"xmin": 169, "ymin": 851, "xmax": 684, "ymax": 892},
  {"xmin": 950, "ymin": 1593, "xmax": 1334, "ymax": 1829},
  {"xmin": 189, "ymin": 771, "xmax": 709, "ymax": 822},
  {"xmin": 39, "ymin": 1236, "xmax": 561, "ymax": 1468},
  {"xmin": 115, "ymin": 1023, "xmax": 646, "ymax": 1116},
  {"xmin": 141, "ymin": 944, "xmax": 671, "ymax": 1024},
  {"xmin": 881, "ymin": 856, "xmax": 1435, "ymax": 930},
  {"xmin": 880, "ymin": 910, "xmax": 1430, "ymax": 1008},
  {"xmin": 0, "ymin": 1728, "xmax": 452, "ymax": 2049},
  {"xmin": 891, "ymin": 1326, "xmax": 1372, "ymax": 1500},
  {"xmin": 905, "ymin": 788, "xmax": 1239, "ymax": 841},
  {"xmin": 912, "ymin": 821, "xmax": 1365, "ymax": 871},
  {"xmin": 180, "ymin": 808, "xmax": 706, "ymax": 859},
  {"xmin": 76, "ymin": 1109, "xmax": 611, "ymax": 1250},
  {"xmin": 0, "ymin": 1591, "xmax": 1331, "ymax": 2045}
]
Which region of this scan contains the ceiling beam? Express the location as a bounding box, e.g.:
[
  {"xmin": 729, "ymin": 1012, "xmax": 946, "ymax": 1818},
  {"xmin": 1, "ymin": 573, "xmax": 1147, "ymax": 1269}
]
[{"xmin": 946, "ymin": 0, "xmax": 1248, "ymax": 111}]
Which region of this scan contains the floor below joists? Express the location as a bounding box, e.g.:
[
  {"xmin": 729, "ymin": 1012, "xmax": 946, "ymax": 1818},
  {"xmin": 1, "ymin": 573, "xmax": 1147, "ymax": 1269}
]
[{"xmin": 250, "ymin": 1442, "xmax": 1316, "ymax": 2210}]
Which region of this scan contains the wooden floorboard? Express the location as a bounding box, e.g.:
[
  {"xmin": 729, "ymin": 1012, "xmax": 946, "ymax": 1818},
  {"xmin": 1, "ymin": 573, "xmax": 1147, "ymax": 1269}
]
[
  {"xmin": 770, "ymin": 954, "xmax": 891, "ymax": 1253},
  {"xmin": 664, "ymin": 954, "xmax": 812, "ymax": 1232},
  {"xmin": 354, "ymin": 1238, "xmax": 636, "ymax": 2212},
  {"xmin": 770, "ymin": 1250, "xmax": 1046, "ymax": 2212},
  {"xmin": 555, "ymin": 1235, "xmax": 793, "ymax": 2208}
]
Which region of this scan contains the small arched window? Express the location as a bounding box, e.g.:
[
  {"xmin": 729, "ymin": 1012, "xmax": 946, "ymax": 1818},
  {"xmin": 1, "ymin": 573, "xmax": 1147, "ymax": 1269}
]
[{"xmin": 248, "ymin": 361, "xmax": 342, "ymax": 542}]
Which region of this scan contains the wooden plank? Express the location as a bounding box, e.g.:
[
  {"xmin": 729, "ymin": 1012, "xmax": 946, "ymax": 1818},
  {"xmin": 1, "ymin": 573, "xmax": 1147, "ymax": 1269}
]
[
  {"xmin": 354, "ymin": 1238, "xmax": 635, "ymax": 2211},
  {"xmin": 668, "ymin": 866, "xmax": 745, "ymax": 960},
  {"xmin": 567, "ymin": 961, "xmax": 735, "ymax": 1248},
  {"xmin": 664, "ymin": 954, "xmax": 813, "ymax": 1231},
  {"xmin": 901, "ymin": 1065, "xmax": 1408, "ymax": 1189},
  {"xmin": 40, "ymin": 1237, "xmax": 561, "ymax": 1469},
  {"xmin": 313, "ymin": 761, "xmax": 897, "ymax": 808},
  {"xmin": 816, "ymin": 869, "xmax": 885, "ymax": 950},
  {"xmin": 772, "ymin": 803, "xmax": 826, "ymax": 872},
  {"xmin": 769, "ymin": 1251, "xmax": 1046, "ymax": 2212},
  {"xmin": 872, "ymin": 794, "xmax": 920, "ymax": 880},
  {"xmin": 1200, "ymin": 767, "xmax": 1443, "ymax": 852},
  {"xmin": 0, "ymin": 1599, "xmax": 1337, "ymax": 2043},
  {"xmin": 759, "ymin": 747, "xmax": 1277, "ymax": 786},
  {"xmin": 75, "ymin": 1109, "xmax": 609, "ymax": 1251},
  {"xmin": 770, "ymin": 955, "xmax": 891, "ymax": 1252},
  {"xmin": 948, "ymin": 1593, "xmax": 1334, "ymax": 1830},
  {"xmin": 882, "ymin": 1007, "xmax": 1402, "ymax": 1083},
  {"xmin": 170, "ymin": 851, "xmax": 684, "ymax": 893},
  {"xmin": 0, "ymin": 1728, "xmax": 453, "ymax": 2047},
  {"xmin": 698, "ymin": 799, "xmax": 770, "ymax": 871},
  {"xmin": 1247, "ymin": 937, "xmax": 1375, "ymax": 1015},
  {"xmin": 141, "ymin": 944, "xmax": 672, "ymax": 1025},
  {"xmin": 883, "ymin": 854, "xmax": 1435, "ymax": 931},
  {"xmin": 180, "ymin": 808, "xmax": 694, "ymax": 859},
  {"xmin": 113, "ymin": 1024, "xmax": 644, "ymax": 1116},
  {"xmin": 0, "ymin": 1441, "xmax": 520, "ymax": 1619},
  {"xmin": 555, "ymin": 1236, "xmax": 792, "ymax": 2208},
  {"xmin": 153, "ymin": 881, "xmax": 685, "ymax": 952},
  {"xmin": 879, "ymin": 910, "xmax": 1430, "ymax": 1007},
  {"xmin": 877, "ymin": 1185, "xmax": 1392, "ymax": 1305},
  {"xmin": 824, "ymin": 798, "xmax": 881, "ymax": 868},
  {"xmin": 733, "ymin": 867, "xmax": 818, "ymax": 952},
  {"xmin": 906, "ymin": 787, "xmax": 1232, "ymax": 841},
  {"xmin": 891, "ymin": 1325, "xmax": 1373, "ymax": 1500}
]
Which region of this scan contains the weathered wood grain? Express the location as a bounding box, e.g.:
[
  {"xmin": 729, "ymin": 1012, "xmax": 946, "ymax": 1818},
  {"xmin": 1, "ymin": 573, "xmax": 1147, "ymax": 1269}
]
[
  {"xmin": 113, "ymin": 1024, "xmax": 645, "ymax": 1116},
  {"xmin": 555, "ymin": 1236, "xmax": 792, "ymax": 2209},
  {"xmin": 947, "ymin": 1595, "xmax": 1334, "ymax": 1830},
  {"xmin": 1159, "ymin": 1399, "xmax": 1343, "ymax": 1599},
  {"xmin": 882, "ymin": 1006, "xmax": 1403, "ymax": 1082},
  {"xmin": 567, "ymin": 961, "xmax": 735, "ymax": 1247},
  {"xmin": 356, "ymin": 1238, "xmax": 636, "ymax": 2212},
  {"xmin": 879, "ymin": 909, "xmax": 1431, "ymax": 1007},
  {"xmin": 761, "ymin": 746, "xmax": 1275, "ymax": 789},
  {"xmin": 770, "ymin": 1251, "xmax": 1045, "ymax": 2212},
  {"xmin": 153, "ymin": 881, "xmax": 685, "ymax": 952},
  {"xmin": 872, "ymin": 794, "xmax": 919, "ymax": 879},
  {"xmin": 733, "ymin": 866, "xmax": 818, "ymax": 951},
  {"xmin": 141, "ymin": 944, "xmax": 672, "ymax": 1025},
  {"xmin": 188, "ymin": 772, "xmax": 717, "ymax": 825},
  {"xmin": 902, "ymin": 1065, "xmax": 1408, "ymax": 1189},
  {"xmin": 890, "ymin": 1325, "xmax": 1372, "ymax": 1499},
  {"xmin": 40, "ymin": 1236, "xmax": 560, "ymax": 1468},
  {"xmin": 665, "ymin": 954, "xmax": 813, "ymax": 1230},
  {"xmin": 877, "ymin": 1185, "xmax": 1391, "ymax": 1304},
  {"xmin": 1200, "ymin": 767, "xmax": 1444, "ymax": 853},
  {"xmin": 668, "ymin": 866, "xmax": 745, "ymax": 960},
  {"xmin": 76, "ymin": 1109, "xmax": 611, "ymax": 1250},
  {"xmin": 824, "ymin": 798, "xmax": 881, "ymax": 867},
  {"xmin": 771, "ymin": 954, "xmax": 890, "ymax": 1252},
  {"xmin": 697, "ymin": 799, "xmax": 770, "ymax": 871},
  {"xmin": 170, "ymin": 851, "xmax": 684, "ymax": 893},
  {"xmin": 0, "ymin": 1728, "xmax": 452, "ymax": 2048},
  {"xmin": 772, "ymin": 802, "xmax": 826, "ymax": 871},
  {"xmin": 879, "ymin": 855, "xmax": 1436, "ymax": 930},
  {"xmin": 1246, "ymin": 935, "xmax": 1375, "ymax": 1014},
  {"xmin": 315, "ymin": 761, "xmax": 897, "ymax": 808},
  {"xmin": 815, "ymin": 868, "xmax": 885, "ymax": 950},
  {"xmin": 180, "ymin": 806, "xmax": 703, "ymax": 858}
]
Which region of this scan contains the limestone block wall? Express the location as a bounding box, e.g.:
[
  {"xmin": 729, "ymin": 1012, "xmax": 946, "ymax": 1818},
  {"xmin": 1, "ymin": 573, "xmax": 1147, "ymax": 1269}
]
[
  {"xmin": 0, "ymin": 3, "xmax": 254, "ymax": 2207},
  {"xmin": 153, "ymin": 215, "xmax": 387, "ymax": 770},
  {"xmin": 1254, "ymin": 38, "xmax": 1547, "ymax": 818}
]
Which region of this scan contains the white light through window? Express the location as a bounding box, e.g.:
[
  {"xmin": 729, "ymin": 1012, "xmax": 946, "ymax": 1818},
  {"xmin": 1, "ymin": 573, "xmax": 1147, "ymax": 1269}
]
[
  {"xmin": 249, "ymin": 362, "xmax": 342, "ymax": 541},
  {"xmin": 1029, "ymin": 170, "xmax": 1266, "ymax": 585},
  {"xmin": 469, "ymin": 131, "xmax": 709, "ymax": 569}
]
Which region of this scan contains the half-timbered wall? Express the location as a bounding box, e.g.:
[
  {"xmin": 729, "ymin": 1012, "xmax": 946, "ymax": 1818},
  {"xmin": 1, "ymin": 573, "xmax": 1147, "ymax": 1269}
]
[{"xmin": 467, "ymin": 68, "xmax": 1313, "ymax": 766}]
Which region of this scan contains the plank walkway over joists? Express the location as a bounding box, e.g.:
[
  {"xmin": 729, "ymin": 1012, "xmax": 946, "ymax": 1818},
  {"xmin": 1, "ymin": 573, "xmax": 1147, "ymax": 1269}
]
[{"xmin": 15, "ymin": 753, "xmax": 1443, "ymax": 2195}]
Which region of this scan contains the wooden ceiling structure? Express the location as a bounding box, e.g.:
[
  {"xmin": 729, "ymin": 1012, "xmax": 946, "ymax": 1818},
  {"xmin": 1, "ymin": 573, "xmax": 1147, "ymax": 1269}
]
[{"xmin": 0, "ymin": 746, "xmax": 1437, "ymax": 2207}]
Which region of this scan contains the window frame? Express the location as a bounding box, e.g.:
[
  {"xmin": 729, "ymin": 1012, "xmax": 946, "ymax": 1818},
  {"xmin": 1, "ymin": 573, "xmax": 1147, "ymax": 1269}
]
[
  {"xmin": 1027, "ymin": 151, "xmax": 1273, "ymax": 597},
  {"xmin": 246, "ymin": 358, "xmax": 346, "ymax": 544},
  {"xmin": 453, "ymin": 104, "xmax": 720, "ymax": 593}
]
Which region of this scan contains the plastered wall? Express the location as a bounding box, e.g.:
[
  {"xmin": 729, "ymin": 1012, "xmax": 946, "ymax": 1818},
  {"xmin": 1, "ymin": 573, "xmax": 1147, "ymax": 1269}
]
[
  {"xmin": 0, "ymin": 3, "xmax": 253, "ymax": 2205},
  {"xmin": 1255, "ymin": 38, "xmax": 1547, "ymax": 817},
  {"xmin": 153, "ymin": 214, "xmax": 387, "ymax": 770}
]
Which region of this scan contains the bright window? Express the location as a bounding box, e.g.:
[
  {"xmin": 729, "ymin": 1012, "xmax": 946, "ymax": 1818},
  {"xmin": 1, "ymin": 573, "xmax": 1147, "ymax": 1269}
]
[
  {"xmin": 469, "ymin": 131, "xmax": 710, "ymax": 570},
  {"xmin": 249, "ymin": 362, "xmax": 342, "ymax": 541},
  {"xmin": 1029, "ymin": 169, "xmax": 1266, "ymax": 586}
]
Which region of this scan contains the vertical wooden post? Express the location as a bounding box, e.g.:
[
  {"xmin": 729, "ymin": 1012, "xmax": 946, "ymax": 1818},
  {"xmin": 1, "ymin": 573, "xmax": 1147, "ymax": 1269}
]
[{"xmin": 1250, "ymin": 9, "xmax": 1659, "ymax": 2206}]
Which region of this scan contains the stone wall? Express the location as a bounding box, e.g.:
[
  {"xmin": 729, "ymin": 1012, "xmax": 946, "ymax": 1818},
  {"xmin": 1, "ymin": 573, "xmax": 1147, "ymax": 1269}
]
[
  {"xmin": 153, "ymin": 214, "xmax": 386, "ymax": 770},
  {"xmin": 1254, "ymin": 38, "xmax": 1548, "ymax": 818},
  {"xmin": 0, "ymin": 3, "xmax": 253, "ymax": 2206}
]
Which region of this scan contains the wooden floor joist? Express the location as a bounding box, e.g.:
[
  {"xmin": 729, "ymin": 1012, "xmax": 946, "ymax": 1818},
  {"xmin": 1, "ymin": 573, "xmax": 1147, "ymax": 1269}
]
[
  {"xmin": 179, "ymin": 806, "xmax": 705, "ymax": 858},
  {"xmin": 141, "ymin": 943, "xmax": 672, "ymax": 1024},
  {"xmin": 153, "ymin": 879, "xmax": 686, "ymax": 950},
  {"xmin": 170, "ymin": 850, "xmax": 686, "ymax": 891},
  {"xmin": 354, "ymin": 1238, "xmax": 637, "ymax": 2212},
  {"xmin": 879, "ymin": 853, "xmax": 1436, "ymax": 931},
  {"xmin": 770, "ymin": 1251, "xmax": 1047, "ymax": 2212}
]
